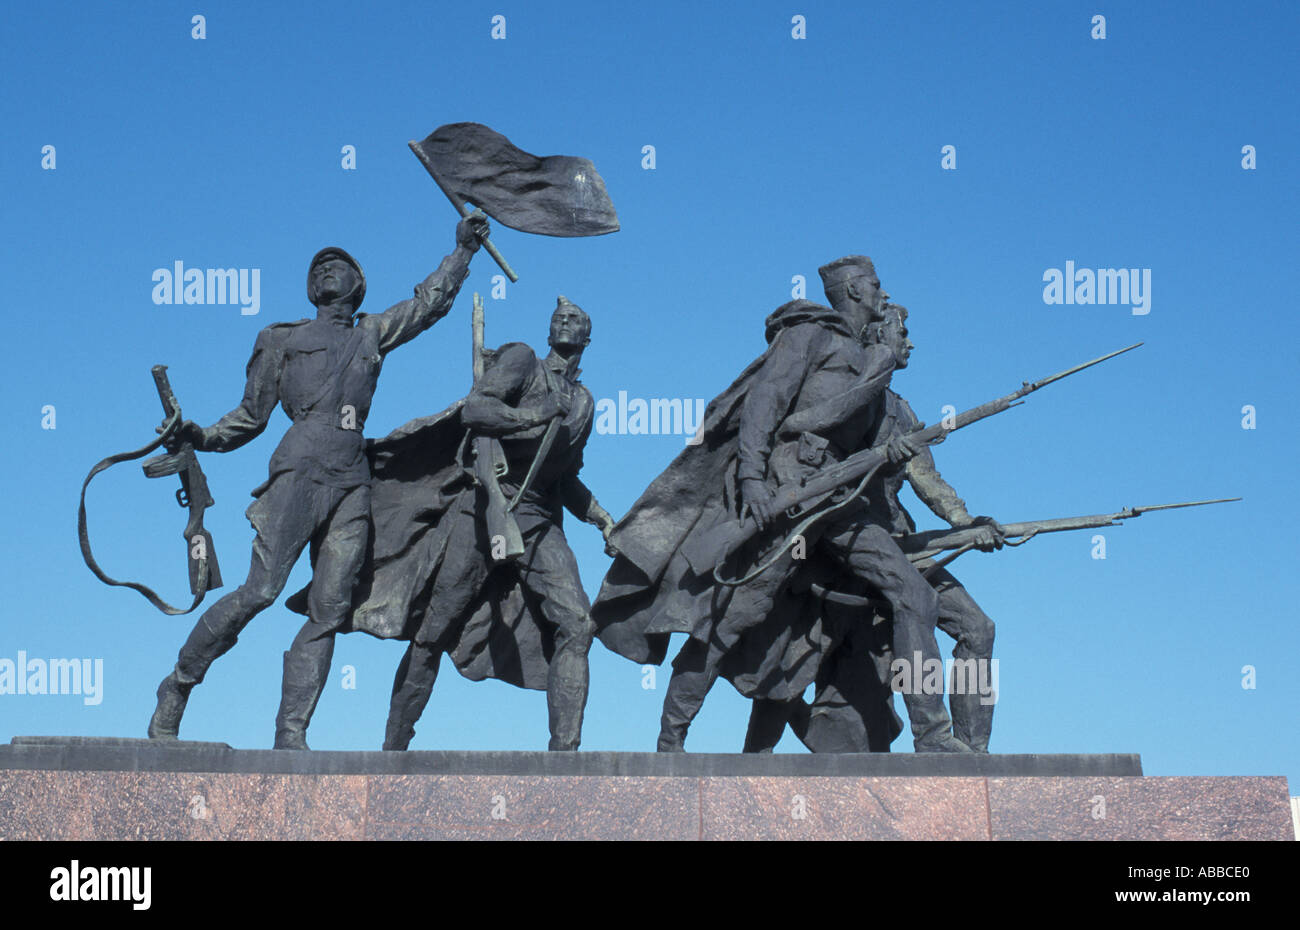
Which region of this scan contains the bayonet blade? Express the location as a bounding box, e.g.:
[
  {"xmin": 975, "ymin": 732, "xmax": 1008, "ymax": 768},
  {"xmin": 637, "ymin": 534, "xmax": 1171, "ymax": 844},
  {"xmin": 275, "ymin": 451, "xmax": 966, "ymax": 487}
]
[
  {"xmin": 1130, "ymin": 497, "xmax": 1242, "ymax": 515},
  {"xmin": 1025, "ymin": 342, "xmax": 1143, "ymax": 393}
]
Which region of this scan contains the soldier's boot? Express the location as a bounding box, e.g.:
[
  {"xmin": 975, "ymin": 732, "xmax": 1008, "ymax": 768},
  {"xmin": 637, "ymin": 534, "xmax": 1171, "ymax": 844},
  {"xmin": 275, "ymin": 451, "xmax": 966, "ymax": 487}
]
[
  {"xmin": 147, "ymin": 613, "xmax": 237, "ymax": 740},
  {"xmin": 383, "ymin": 719, "xmax": 415, "ymax": 753},
  {"xmin": 950, "ymin": 690, "xmax": 994, "ymax": 753},
  {"xmin": 383, "ymin": 680, "xmax": 426, "ymax": 752},
  {"xmin": 656, "ymin": 639, "xmax": 720, "ymax": 752},
  {"xmin": 905, "ymin": 692, "xmax": 973, "ymax": 753},
  {"xmin": 949, "ymin": 644, "xmax": 995, "ymax": 752},
  {"xmin": 547, "ymin": 630, "xmax": 593, "ymax": 752},
  {"xmin": 657, "ymin": 683, "xmax": 700, "ymax": 752},
  {"xmin": 547, "ymin": 677, "xmax": 585, "ymax": 752},
  {"xmin": 786, "ymin": 697, "xmax": 813, "ymax": 744},
  {"xmin": 743, "ymin": 698, "xmax": 795, "ymax": 753},
  {"xmin": 273, "ymin": 638, "xmax": 333, "ymax": 750},
  {"xmin": 382, "ymin": 643, "xmax": 441, "ymax": 751},
  {"xmin": 147, "ymin": 670, "xmax": 193, "ymax": 740}
]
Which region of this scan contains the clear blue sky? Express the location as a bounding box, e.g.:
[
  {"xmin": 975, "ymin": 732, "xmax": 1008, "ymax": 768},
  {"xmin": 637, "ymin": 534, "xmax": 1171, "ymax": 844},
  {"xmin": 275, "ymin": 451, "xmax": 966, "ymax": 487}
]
[{"xmin": 2, "ymin": 2, "xmax": 1296, "ymax": 787}]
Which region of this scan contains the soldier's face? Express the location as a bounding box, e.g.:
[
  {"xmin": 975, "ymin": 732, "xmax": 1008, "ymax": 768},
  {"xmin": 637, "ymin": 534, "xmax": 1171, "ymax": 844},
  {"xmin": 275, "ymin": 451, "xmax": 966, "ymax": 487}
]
[
  {"xmin": 549, "ymin": 307, "xmax": 591, "ymax": 350},
  {"xmin": 879, "ymin": 314, "xmax": 913, "ymax": 368},
  {"xmin": 841, "ymin": 275, "xmax": 883, "ymax": 342},
  {"xmin": 856, "ymin": 276, "xmax": 883, "ymax": 315},
  {"xmin": 312, "ymin": 259, "xmax": 359, "ymax": 306}
]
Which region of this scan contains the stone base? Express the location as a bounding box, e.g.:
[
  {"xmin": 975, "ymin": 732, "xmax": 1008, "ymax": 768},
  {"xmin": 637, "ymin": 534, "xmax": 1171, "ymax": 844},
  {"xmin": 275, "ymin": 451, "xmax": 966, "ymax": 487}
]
[{"xmin": 0, "ymin": 739, "xmax": 1290, "ymax": 840}]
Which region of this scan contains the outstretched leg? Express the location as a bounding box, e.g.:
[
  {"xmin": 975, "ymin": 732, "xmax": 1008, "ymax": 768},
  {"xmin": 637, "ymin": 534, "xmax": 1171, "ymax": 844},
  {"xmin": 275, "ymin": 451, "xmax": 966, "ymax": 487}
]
[
  {"xmin": 658, "ymin": 636, "xmax": 724, "ymax": 751},
  {"xmin": 657, "ymin": 563, "xmax": 784, "ymax": 751},
  {"xmin": 743, "ymin": 698, "xmax": 796, "ymax": 752},
  {"xmin": 384, "ymin": 641, "xmax": 443, "ymax": 751},
  {"xmin": 149, "ymin": 477, "xmax": 315, "ymax": 739},
  {"xmin": 378, "ymin": 499, "xmax": 491, "ymax": 751}
]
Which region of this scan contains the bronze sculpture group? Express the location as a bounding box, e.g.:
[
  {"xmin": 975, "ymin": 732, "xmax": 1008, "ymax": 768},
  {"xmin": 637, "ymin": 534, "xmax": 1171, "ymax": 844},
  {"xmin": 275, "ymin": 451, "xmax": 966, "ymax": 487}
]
[{"xmin": 79, "ymin": 124, "xmax": 1235, "ymax": 754}]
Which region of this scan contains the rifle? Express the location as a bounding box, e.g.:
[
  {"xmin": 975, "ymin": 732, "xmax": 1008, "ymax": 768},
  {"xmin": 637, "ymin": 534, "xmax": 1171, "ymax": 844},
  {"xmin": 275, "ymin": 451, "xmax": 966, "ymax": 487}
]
[
  {"xmin": 795, "ymin": 497, "xmax": 1241, "ymax": 610},
  {"xmin": 901, "ymin": 497, "xmax": 1241, "ymax": 575},
  {"xmin": 470, "ymin": 293, "xmax": 525, "ymax": 561},
  {"xmin": 141, "ymin": 365, "xmax": 223, "ymax": 596},
  {"xmin": 679, "ymin": 342, "xmax": 1143, "ymax": 583},
  {"xmin": 78, "ymin": 365, "xmax": 222, "ymax": 615}
]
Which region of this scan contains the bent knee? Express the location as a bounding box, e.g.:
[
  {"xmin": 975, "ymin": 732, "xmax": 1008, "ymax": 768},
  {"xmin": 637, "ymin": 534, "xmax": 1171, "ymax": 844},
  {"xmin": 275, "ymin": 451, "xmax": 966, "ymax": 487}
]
[
  {"xmin": 237, "ymin": 584, "xmax": 279, "ymax": 613},
  {"xmin": 555, "ymin": 615, "xmax": 596, "ymax": 650},
  {"xmin": 967, "ymin": 617, "xmax": 995, "ymax": 657}
]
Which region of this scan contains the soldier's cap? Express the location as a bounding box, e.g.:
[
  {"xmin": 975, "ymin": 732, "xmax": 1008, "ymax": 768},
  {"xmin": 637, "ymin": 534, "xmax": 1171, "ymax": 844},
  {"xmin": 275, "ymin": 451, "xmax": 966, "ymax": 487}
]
[
  {"xmin": 307, "ymin": 246, "xmax": 366, "ymax": 309},
  {"xmin": 818, "ymin": 255, "xmax": 879, "ymax": 292}
]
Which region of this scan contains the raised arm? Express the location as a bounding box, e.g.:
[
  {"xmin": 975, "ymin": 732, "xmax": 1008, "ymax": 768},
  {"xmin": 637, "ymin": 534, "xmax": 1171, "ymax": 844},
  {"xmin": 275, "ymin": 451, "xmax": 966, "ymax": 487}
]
[{"xmin": 369, "ymin": 214, "xmax": 488, "ymax": 355}]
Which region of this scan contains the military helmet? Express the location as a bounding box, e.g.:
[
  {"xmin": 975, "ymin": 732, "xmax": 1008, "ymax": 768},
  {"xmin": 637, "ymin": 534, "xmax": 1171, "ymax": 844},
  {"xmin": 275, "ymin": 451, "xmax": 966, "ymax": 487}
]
[{"xmin": 307, "ymin": 246, "xmax": 366, "ymax": 310}]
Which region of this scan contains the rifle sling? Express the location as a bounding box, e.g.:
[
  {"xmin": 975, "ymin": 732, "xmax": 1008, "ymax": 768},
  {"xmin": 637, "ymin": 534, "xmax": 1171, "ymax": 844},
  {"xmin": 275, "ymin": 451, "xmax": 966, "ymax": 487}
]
[
  {"xmin": 505, "ymin": 364, "xmax": 571, "ymax": 513},
  {"xmin": 506, "ymin": 416, "xmax": 561, "ymax": 513},
  {"xmin": 78, "ymin": 413, "xmax": 212, "ymax": 616}
]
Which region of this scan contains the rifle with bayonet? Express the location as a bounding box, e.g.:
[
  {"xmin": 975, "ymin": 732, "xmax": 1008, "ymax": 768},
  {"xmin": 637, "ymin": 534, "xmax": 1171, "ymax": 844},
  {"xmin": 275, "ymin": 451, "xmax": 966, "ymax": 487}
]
[
  {"xmin": 901, "ymin": 497, "xmax": 1241, "ymax": 576},
  {"xmin": 680, "ymin": 342, "xmax": 1143, "ymax": 583},
  {"xmin": 78, "ymin": 365, "xmax": 223, "ymax": 614},
  {"xmin": 470, "ymin": 292, "xmax": 525, "ymax": 561},
  {"xmin": 798, "ymin": 497, "xmax": 1241, "ymax": 609}
]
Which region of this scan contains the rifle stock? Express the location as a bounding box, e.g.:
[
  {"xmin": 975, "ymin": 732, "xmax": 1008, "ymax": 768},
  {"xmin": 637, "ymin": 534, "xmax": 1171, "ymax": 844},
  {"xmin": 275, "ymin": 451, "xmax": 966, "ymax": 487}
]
[{"xmin": 470, "ymin": 294, "xmax": 525, "ymax": 560}]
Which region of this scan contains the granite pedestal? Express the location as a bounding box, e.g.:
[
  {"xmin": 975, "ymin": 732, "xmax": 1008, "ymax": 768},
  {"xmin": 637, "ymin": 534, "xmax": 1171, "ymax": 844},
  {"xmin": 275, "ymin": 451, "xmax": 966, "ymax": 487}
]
[{"xmin": 0, "ymin": 738, "xmax": 1290, "ymax": 841}]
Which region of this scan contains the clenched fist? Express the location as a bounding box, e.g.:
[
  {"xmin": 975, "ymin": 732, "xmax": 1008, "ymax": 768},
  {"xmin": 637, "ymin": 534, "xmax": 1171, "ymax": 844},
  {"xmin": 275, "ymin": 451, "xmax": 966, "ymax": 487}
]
[{"xmin": 456, "ymin": 209, "xmax": 490, "ymax": 252}]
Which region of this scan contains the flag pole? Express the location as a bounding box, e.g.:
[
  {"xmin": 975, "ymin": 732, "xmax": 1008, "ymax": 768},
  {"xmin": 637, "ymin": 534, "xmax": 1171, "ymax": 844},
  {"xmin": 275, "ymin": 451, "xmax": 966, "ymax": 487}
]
[{"xmin": 409, "ymin": 140, "xmax": 519, "ymax": 283}]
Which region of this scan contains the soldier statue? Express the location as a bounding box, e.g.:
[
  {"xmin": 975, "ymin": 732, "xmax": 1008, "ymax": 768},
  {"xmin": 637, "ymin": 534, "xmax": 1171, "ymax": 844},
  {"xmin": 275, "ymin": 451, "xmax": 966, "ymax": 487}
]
[
  {"xmin": 147, "ymin": 213, "xmax": 491, "ymax": 749},
  {"xmin": 743, "ymin": 303, "xmax": 1005, "ymax": 754},
  {"xmin": 282, "ymin": 296, "xmax": 614, "ymax": 750},
  {"xmin": 593, "ymin": 256, "xmax": 977, "ymax": 752},
  {"xmin": 383, "ymin": 297, "xmax": 614, "ymax": 750}
]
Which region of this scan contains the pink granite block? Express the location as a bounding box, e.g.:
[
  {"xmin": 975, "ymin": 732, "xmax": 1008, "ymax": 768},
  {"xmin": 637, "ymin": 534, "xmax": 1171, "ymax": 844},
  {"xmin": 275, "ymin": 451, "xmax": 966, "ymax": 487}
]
[
  {"xmin": 363, "ymin": 775, "xmax": 699, "ymax": 840},
  {"xmin": 0, "ymin": 771, "xmax": 367, "ymax": 840},
  {"xmin": 700, "ymin": 776, "xmax": 990, "ymax": 841},
  {"xmin": 987, "ymin": 776, "xmax": 1294, "ymax": 841}
]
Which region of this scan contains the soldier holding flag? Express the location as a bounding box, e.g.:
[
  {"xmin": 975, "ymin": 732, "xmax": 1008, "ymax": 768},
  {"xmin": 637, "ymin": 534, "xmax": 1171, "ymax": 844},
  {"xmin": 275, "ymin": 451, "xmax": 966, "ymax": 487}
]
[
  {"xmin": 148, "ymin": 213, "xmax": 491, "ymax": 748},
  {"xmin": 275, "ymin": 124, "xmax": 621, "ymax": 750}
]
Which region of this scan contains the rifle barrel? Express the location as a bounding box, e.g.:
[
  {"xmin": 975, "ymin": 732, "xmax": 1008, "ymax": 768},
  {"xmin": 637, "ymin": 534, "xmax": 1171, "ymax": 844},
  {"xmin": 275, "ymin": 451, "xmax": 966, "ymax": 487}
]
[{"xmin": 900, "ymin": 497, "xmax": 1242, "ymax": 557}]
